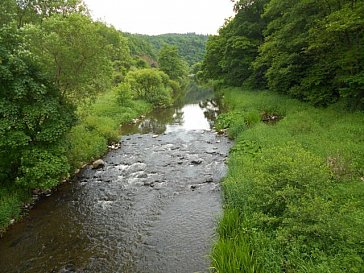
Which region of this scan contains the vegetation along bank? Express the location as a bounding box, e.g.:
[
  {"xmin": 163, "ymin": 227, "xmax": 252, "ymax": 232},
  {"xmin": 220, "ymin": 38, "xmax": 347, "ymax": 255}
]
[
  {"xmin": 199, "ymin": 0, "xmax": 364, "ymax": 272},
  {"xmin": 0, "ymin": 0, "xmax": 204, "ymax": 233},
  {"xmin": 210, "ymin": 88, "xmax": 363, "ymax": 272}
]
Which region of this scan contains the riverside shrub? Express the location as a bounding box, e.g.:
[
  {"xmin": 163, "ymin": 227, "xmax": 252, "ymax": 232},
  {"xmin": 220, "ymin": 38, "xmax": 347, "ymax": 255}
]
[{"xmin": 122, "ymin": 68, "xmax": 173, "ymax": 108}]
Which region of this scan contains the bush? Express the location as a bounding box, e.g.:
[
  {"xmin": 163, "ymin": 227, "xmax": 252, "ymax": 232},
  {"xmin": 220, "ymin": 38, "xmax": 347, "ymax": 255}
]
[
  {"xmin": 17, "ymin": 146, "xmax": 70, "ymax": 189},
  {"xmin": 115, "ymin": 82, "xmax": 133, "ymax": 106},
  {"xmin": 123, "ymin": 68, "xmax": 173, "ymax": 108}
]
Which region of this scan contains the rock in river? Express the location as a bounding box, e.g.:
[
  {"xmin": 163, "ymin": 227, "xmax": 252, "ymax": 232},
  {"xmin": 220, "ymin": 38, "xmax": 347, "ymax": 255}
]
[{"xmin": 92, "ymin": 159, "xmax": 105, "ymax": 169}]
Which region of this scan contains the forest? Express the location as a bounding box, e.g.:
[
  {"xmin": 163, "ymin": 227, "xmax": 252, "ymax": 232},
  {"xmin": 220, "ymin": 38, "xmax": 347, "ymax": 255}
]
[
  {"xmin": 0, "ymin": 0, "xmax": 202, "ymax": 232},
  {"xmin": 203, "ymin": 0, "xmax": 363, "ymax": 109},
  {"xmin": 201, "ymin": 0, "xmax": 364, "ymax": 272},
  {"xmin": 126, "ymin": 32, "xmax": 208, "ymax": 66}
]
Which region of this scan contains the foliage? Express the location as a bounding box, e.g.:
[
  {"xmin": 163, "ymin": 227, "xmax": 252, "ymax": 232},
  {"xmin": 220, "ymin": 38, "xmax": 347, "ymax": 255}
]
[
  {"xmin": 22, "ymin": 14, "xmax": 115, "ymax": 103},
  {"xmin": 158, "ymin": 45, "xmax": 188, "ymax": 85},
  {"xmin": 203, "ymin": 35, "xmax": 225, "ymax": 80},
  {"xmin": 115, "ymin": 82, "xmax": 134, "ymax": 105},
  {"xmin": 0, "ymin": 25, "xmax": 76, "ymax": 189},
  {"xmin": 203, "ymin": 0, "xmax": 364, "ymax": 108},
  {"xmin": 202, "ymin": 0, "xmax": 269, "ymax": 87},
  {"xmin": 0, "ymin": 0, "xmax": 17, "ymax": 26},
  {"xmin": 122, "ymin": 68, "xmax": 173, "ymax": 108},
  {"xmin": 125, "ymin": 32, "xmax": 208, "ymax": 66},
  {"xmin": 95, "ymin": 23, "xmax": 132, "ymax": 84},
  {"xmin": 14, "ymin": 0, "xmax": 88, "ymax": 27},
  {"xmin": 67, "ymin": 89, "xmax": 151, "ymax": 168},
  {"xmin": 212, "ymin": 88, "xmax": 364, "ymax": 272},
  {"xmin": 17, "ymin": 146, "xmax": 70, "ymax": 189}
]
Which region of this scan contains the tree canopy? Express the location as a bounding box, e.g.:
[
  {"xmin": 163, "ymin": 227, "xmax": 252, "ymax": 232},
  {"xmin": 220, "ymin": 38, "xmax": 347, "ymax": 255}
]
[
  {"xmin": 125, "ymin": 33, "xmax": 208, "ymax": 67},
  {"xmin": 202, "ymin": 0, "xmax": 364, "ymax": 108},
  {"xmin": 158, "ymin": 45, "xmax": 188, "ymax": 84},
  {"xmin": 0, "ymin": 25, "xmax": 75, "ymax": 188}
]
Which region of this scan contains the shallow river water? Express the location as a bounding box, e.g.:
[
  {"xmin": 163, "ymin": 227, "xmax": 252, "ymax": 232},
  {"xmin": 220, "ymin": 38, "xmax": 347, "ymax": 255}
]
[{"xmin": 0, "ymin": 88, "xmax": 232, "ymax": 273}]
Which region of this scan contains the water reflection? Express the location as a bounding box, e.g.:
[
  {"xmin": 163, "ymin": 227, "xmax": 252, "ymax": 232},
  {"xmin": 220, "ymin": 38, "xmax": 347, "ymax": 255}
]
[{"xmin": 120, "ymin": 84, "xmax": 220, "ymax": 135}]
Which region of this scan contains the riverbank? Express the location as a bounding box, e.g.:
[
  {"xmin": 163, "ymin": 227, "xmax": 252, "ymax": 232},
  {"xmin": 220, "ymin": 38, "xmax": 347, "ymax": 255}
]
[
  {"xmin": 0, "ymin": 89, "xmax": 151, "ymax": 234},
  {"xmin": 0, "ymin": 88, "xmax": 230, "ymax": 273},
  {"xmin": 211, "ymin": 88, "xmax": 364, "ymax": 272}
]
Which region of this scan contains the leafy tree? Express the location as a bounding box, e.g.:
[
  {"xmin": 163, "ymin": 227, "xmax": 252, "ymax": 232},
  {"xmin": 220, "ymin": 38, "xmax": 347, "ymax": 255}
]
[
  {"xmin": 254, "ymin": 0, "xmax": 364, "ymax": 107},
  {"xmin": 15, "ymin": 0, "xmax": 88, "ymax": 27},
  {"xmin": 203, "ymin": 35, "xmax": 225, "ymax": 80},
  {"xmin": 158, "ymin": 45, "xmax": 188, "ymax": 85},
  {"xmin": 122, "ymin": 68, "xmax": 173, "ymax": 108},
  {"xmin": 0, "ymin": 0, "xmax": 17, "ymax": 26},
  {"xmin": 204, "ymin": 0, "xmax": 364, "ymax": 108},
  {"xmin": 22, "ymin": 14, "xmax": 114, "ymax": 103},
  {"xmin": 95, "ymin": 23, "xmax": 132, "ymax": 84},
  {"xmin": 307, "ymin": 1, "xmax": 364, "ymax": 108},
  {"xmin": 0, "ymin": 25, "xmax": 75, "ymax": 189},
  {"xmin": 202, "ymin": 0, "xmax": 268, "ymax": 86},
  {"xmin": 125, "ymin": 33, "xmax": 208, "ymax": 66}
]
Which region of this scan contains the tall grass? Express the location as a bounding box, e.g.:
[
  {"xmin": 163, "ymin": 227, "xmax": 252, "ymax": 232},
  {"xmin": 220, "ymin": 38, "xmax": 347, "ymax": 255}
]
[
  {"xmin": 212, "ymin": 88, "xmax": 364, "ymax": 272},
  {"xmin": 66, "ymin": 89, "xmax": 151, "ymax": 168}
]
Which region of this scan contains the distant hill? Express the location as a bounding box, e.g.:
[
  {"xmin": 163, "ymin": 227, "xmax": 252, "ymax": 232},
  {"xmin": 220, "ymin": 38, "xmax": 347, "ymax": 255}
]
[{"xmin": 124, "ymin": 33, "xmax": 208, "ymax": 66}]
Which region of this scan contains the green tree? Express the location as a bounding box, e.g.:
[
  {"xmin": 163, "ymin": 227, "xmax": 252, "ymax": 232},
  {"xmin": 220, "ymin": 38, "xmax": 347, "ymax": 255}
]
[
  {"xmin": 95, "ymin": 22, "xmax": 132, "ymax": 84},
  {"xmin": 204, "ymin": 0, "xmax": 364, "ymax": 108},
  {"xmin": 15, "ymin": 0, "xmax": 88, "ymax": 27},
  {"xmin": 0, "ymin": 25, "xmax": 75, "ymax": 189},
  {"xmin": 202, "ymin": 35, "xmax": 225, "ymax": 80},
  {"xmin": 202, "ymin": 0, "xmax": 268, "ymax": 86},
  {"xmin": 254, "ymin": 0, "xmax": 364, "ymax": 107},
  {"xmin": 23, "ymin": 14, "xmax": 114, "ymax": 103},
  {"xmin": 122, "ymin": 68, "xmax": 173, "ymax": 108},
  {"xmin": 158, "ymin": 45, "xmax": 188, "ymax": 85},
  {"xmin": 0, "ymin": 0, "xmax": 17, "ymax": 26}
]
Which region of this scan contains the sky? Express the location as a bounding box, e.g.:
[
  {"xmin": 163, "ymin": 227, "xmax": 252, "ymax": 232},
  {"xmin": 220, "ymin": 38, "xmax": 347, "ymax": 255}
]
[{"xmin": 83, "ymin": 0, "xmax": 235, "ymax": 35}]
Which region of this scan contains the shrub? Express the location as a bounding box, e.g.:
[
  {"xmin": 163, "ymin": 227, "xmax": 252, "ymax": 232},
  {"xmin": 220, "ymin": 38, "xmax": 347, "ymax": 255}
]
[
  {"xmin": 123, "ymin": 68, "xmax": 173, "ymax": 108},
  {"xmin": 17, "ymin": 146, "xmax": 70, "ymax": 189},
  {"xmin": 115, "ymin": 82, "xmax": 133, "ymax": 106}
]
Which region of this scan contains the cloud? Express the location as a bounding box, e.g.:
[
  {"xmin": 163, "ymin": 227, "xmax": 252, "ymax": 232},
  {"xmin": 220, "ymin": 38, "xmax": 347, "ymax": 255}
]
[{"xmin": 84, "ymin": 0, "xmax": 234, "ymax": 35}]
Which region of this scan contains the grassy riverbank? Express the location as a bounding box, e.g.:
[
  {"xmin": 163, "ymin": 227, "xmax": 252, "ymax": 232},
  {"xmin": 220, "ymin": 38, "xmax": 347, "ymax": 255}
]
[
  {"xmin": 0, "ymin": 89, "xmax": 151, "ymax": 233},
  {"xmin": 211, "ymin": 88, "xmax": 364, "ymax": 272}
]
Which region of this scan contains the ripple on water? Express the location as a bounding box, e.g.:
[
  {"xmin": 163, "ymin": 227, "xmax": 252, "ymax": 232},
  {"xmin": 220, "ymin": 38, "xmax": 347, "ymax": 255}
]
[{"xmin": 0, "ymin": 94, "xmax": 232, "ymax": 273}]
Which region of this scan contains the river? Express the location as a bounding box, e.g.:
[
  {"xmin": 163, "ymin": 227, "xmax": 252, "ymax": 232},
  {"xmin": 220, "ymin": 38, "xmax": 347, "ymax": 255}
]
[{"xmin": 0, "ymin": 86, "xmax": 232, "ymax": 273}]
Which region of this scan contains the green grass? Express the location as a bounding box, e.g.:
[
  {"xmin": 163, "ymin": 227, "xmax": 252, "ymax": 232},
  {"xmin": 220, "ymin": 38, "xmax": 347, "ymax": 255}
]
[
  {"xmin": 0, "ymin": 186, "xmax": 28, "ymax": 232},
  {"xmin": 212, "ymin": 88, "xmax": 364, "ymax": 273},
  {"xmin": 67, "ymin": 89, "xmax": 151, "ymax": 169}
]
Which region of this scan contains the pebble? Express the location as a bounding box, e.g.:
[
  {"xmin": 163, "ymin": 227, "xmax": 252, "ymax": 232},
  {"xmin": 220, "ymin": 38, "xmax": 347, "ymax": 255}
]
[{"xmin": 191, "ymin": 159, "xmax": 203, "ymax": 165}]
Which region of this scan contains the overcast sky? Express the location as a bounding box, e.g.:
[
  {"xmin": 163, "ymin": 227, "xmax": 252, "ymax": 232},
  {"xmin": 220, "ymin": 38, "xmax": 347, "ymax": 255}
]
[{"xmin": 83, "ymin": 0, "xmax": 235, "ymax": 35}]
